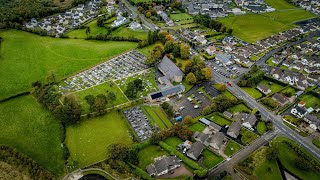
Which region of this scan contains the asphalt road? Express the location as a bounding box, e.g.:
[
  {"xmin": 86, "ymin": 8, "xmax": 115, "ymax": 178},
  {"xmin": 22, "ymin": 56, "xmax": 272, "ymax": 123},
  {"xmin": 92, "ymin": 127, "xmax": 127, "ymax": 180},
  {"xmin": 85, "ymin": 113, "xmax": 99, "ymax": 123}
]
[{"xmin": 211, "ymin": 70, "xmax": 320, "ymax": 160}]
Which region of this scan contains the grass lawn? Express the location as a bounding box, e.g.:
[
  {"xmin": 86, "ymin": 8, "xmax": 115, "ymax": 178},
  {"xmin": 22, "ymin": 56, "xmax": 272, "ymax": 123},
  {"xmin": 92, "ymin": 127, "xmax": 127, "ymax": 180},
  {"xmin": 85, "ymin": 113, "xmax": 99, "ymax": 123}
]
[
  {"xmin": 228, "ymin": 104, "xmax": 251, "ymax": 113},
  {"xmin": 254, "ymin": 147, "xmax": 282, "ymax": 180},
  {"xmin": 66, "ymin": 111, "xmax": 133, "ymax": 170},
  {"xmin": 164, "ymin": 137, "xmax": 184, "ymax": 148},
  {"xmin": 209, "ymin": 113, "xmax": 232, "ymax": 126},
  {"xmin": 280, "ymin": 65, "xmax": 288, "ymax": 70},
  {"xmin": 224, "ymin": 140, "xmax": 241, "ymax": 157},
  {"xmin": 188, "ymin": 122, "xmax": 206, "ymax": 132},
  {"xmin": 218, "ymin": 9, "xmax": 315, "ymax": 43},
  {"xmin": 202, "ymin": 149, "xmax": 224, "ymax": 169},
  {"xmin": 266, "ymin": 57, "xmax": 277, "ymax": 66},
  {"xmin": 240, "ymin": 128, "xmax": 259, "ymax": 145},
  {"xmin": 222, "ymin": 90, "xmax": 237, "ymax": 100},
  {"xmin": 115, "ymin": 70, "xmax": 158, "ymax": 99},
  {"xmin": 272, "ymin": 137, "xmax": 320, "ymax": 180},
  {"xmin": 0, "ymin": 96, "xmax": 64, "ymax": 176},
  {"xmin": 175, "ymin": 58, "xmax": 189, "ymax": 73},
  {"xmin": 67, "ymin": 20, "xmax": 110, "ymax": 39},
  {"xmin": 71, "ymin": 81, "xmax": 128, "ymax": 114},
  {"xmin": 138, "ymin": 145, "xmax": 168, "ymax": 169},
  {"xmin": 299, "ymin": 94, "xmax": 320, "ymax": 109},
  {"xmin": 283, "ymin": 115, "xmax": 300, "ymax": 125},
  {"xmin": 169, "ymin": 13, "xmax": 193, "ymax": 21},
  {"xmin": 259, "ymin": 80, "xmax": 284, "ymax": 94},
  {"xmin": 111, "ymin": 26, "xmax": 148, "ymax": 40},
  {"xmin": 280, "ymin": 86, "xmax": 297, "ymax": 97},
  {"xmin": 141, "ymin": 105, "xmax": 172, "ymax": 129},
  {"xmin": 265, "ymin": 0, "xmax": 297, "ymax": 9},
  {"xmin": 242, "ymin": 87, "xmax": 263, "ymax": 99},
  {"xmin": 312, "ymin": 138, "xmax": 320, "ymax": 149},
  {"xmin": 0, "ymin": 30, "xmax": 137, "ymax": 100},
  {"xmin": 257, "ymin": 121, "xmax": 267, "ymax": 134}
]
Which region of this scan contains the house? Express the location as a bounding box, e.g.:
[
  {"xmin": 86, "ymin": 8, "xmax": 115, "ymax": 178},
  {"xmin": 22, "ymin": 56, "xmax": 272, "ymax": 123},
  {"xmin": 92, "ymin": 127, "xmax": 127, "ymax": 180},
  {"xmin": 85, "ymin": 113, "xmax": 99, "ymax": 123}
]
[
  {"xmin": 304, "ymin": 114, "xmax": 320, "ymax": 130},
  {"xmin": 298, "ymin": 101, "xmax": 306, "ymax": 108},
  {"xmin": 272, "ymin": 93, "xmax": 289, "ymax": 107},
  {"xmin": 208, "ymin": 132, "xmax": 225, "ymax": 150},
  {"xmin": 242, "ymin": 114, "xmax": 257, "ymax": 130},
  {"xmin": 112, "ymin": 15, "xmax": 128, "ymax": 27},
  {"xmin": 206, "ymin": 45, "xmax": 217, "ymax": 56},
  {"xmin": 257, "ymin": 84, "xmax": 271, "ymax": 95},
  {"xmin": 227, "ymin": 121, "xmax": 241, "ymax": 138},
  {"xmin": 148, "ymin": 85, "xmax": 185, "ymax": 102},
  {"xmin": 146, "ymin": 155, "xmax": 181, "ymax": 176},
  {"xmin": 186, "ymin": 141, "xmax": 205, "ymax": 160},
  {"xmin": 194, "ymin": 36, "xmax": 207, "ymax": 45},
  {"xmin": 295, "ymin": 91, "xmax": 304, "ymax": 97},
  {"xmin": 129, "ymin": 21, "xmax": 142, "ymax": 30},
  {"xmin": 223, "ymin": 111, "xmax": 233, "ymax": 119},
  {"xmin": 291, "ymin": 106, "xmax": 307, "ymax": 118},
  {"xmin": 215, "ymin": 54, "xmax": 233, "ymax": 66},
  {"xmin": 208, "ymin": 122, "xmax": 222, "ymax": 132},
  {"xmin": 193, "ymin": 132, "xmax": 209, "ymax": 144},
  {"xmin": 158, "ymin": 56, "xmax": 184, "ymax": 83}
]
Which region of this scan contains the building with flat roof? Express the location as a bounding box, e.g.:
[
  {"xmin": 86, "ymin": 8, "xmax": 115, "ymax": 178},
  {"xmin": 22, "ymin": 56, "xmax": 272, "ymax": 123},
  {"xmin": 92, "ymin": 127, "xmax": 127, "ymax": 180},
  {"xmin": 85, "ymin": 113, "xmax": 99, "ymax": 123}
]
[{"xmin": 148, "ymin": 84, "xmax": 185, "ymax": 102}]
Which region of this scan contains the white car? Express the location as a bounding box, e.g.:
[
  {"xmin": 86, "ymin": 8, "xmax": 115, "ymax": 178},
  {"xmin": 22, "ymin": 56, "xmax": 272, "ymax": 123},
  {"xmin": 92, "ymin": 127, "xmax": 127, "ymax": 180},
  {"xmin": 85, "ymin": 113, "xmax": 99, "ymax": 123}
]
[
  {"xmin": 179, "ymin": 106, "xmax": 185, "ymax": 111},
  {"xmin": 194, "ymin": 105, "xmax": 199, "ymax": 109}
]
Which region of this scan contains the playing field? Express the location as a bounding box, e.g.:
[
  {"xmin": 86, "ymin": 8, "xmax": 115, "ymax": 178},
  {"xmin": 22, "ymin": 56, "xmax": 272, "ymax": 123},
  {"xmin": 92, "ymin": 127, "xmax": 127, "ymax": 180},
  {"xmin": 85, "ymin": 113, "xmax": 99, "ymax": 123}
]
[
  {"xmin": 71, "ymin": 81, "xmax": 129, "ymax": 114},
  {"xmin": 66, "ymin": 111, "xmax": 133, "ymax": 170},
  {"xmin": 0, "ymin": 30, "xmax": 137, "ymax": 100},
  {"xmin": 0, "ymin": 95, "xmax": 64, "ymax": 176},
  {"xmin": 218, "ymin": 9, "xmax": 316, "ymax": 43}
]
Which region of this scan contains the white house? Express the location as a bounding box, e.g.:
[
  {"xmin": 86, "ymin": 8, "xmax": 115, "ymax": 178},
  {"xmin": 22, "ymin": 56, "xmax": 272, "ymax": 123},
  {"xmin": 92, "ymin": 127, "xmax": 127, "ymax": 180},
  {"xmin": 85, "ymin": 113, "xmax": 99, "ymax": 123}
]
[{"xmin": 291, "ymin": 106, "xmax": 307, "ymax": 118}]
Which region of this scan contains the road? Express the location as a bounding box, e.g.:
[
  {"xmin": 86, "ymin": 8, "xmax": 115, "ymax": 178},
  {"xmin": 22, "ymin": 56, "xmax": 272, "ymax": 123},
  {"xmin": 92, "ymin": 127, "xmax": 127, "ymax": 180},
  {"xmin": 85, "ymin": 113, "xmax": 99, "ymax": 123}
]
[
  {"xmin": 212, "ymin": 70, "xmax": 320, "ymax": 160},
  {"xmin": 121, "ymin": 0, "xmax": 159, "ymax": 31},
  {"xmin": 208, "ymin": 130, "xmax": 279, "ymax": 178}
]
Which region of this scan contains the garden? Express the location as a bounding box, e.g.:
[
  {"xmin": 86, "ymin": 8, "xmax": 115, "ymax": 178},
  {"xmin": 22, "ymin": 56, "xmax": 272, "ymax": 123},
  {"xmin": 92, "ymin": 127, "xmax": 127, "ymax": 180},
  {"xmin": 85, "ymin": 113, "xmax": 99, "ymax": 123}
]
[
  {"xmin": 224, "ymin": 140, "xmax": 241, "ymax": 157},
  {"xmin": 240, "ymin": 128, "xmax": 259, "ymax": 145},
  {"xmin": 209, "ymin": 113, "xmax": 233, "ymax": 126},
  {"xmin": 241, "ymin": 87, "xmax": 263, "ymax": 99},
  {"xmin": 299, "ymin": 94, "xmax": 320, "ymax": 109},
  {"xmin": 202, "ymin": 149, "xmax": 224, "ymax": 169},
  {"xmin": 138, "ymin": 145, "xmax": 168, "ymax": 169},
  {"xmin": 188, "ymin": 122, "xmax": 206, "ymax": 132},
  {"xmin": 227, "ymin": 104, "xmax": 251, "ymax": 113}
]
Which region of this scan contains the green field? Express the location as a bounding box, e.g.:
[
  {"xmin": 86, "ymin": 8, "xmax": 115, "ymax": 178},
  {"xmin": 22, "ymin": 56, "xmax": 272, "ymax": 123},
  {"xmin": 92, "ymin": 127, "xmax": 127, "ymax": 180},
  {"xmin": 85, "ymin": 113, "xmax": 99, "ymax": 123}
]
[
  {"xmin": 169, "ymin": 13, "xmax": 193, "ymax": 21},
  {"xmin": 299, "ymin": 94, "xmax": 320, "ymax": 109},
  {"xmin": 209, "ymin": 113, "xmax": 232, "ymax": 126},
  {"xmin": 240, "ymin": 128, "xmax": 259, "ymax": 145},
  {"xmin": 71, "ymin": 81, "xmax": 129, "ymax": 114},
  {"xmin": 164, "ymin": 137, "xmax": 184, "ymax": 148},
  {"xmin": 111, "ymin": 26, "xmax": 148, "ymax": 40},
  {"xmin": 115, "ymin": 70, "xmax": 158, "ymax": 99},
  {"xmin": 242, "ymin": 87, "xmax": 263, "ymax": 99},
  {"xmin": 138, "ymin": 145, "xmax": 168, "ymax": 169},
  {"xmin": 202, "ymin": 149, "xmax": 224, "ymax": 169},
  {"xmin": 257, "ymin": 121, "xmax": 267, "ymax": 134},
  {"xmin": 188, "ymin": 122, "xmax": 206, "ymax": 132},
  {"xmin": 141, "ymin": 105, "xmax": 172, "ymax": 129},
  {"xmin": 266, "ymin": 57, "xmax": 277, "ymax": 66},
  {"xmin": 228, "ymin": 104, "xmax": 251, "ymax": 113},
  {"xmin": 0, "ymin": 30, "xmax": 137, "ymax": 100},
  {"xmin": 0, "ymin": 96, "xmax": 64, "ymax": 176},
  {"xmin": 218, "ymin": 9, "xmax": 316, "ymax": 43},
  {"xmin": 259, "ymin": 80, "xmax": 284, "ymax": 94},
  {"xmin": 224, "ymin": 140, "xmax": 241, "ymax": 157},
  {"xmin": 265, "ymin": 0, "xmax": 297, "ymax": 9},
  {"xmin": 280, "ymin": 86, "xmax": 297, "ymax": 97},
  {"xmin": 67, "ymin": 20, "xmax": 110, "ymax": 39},
  {"xmin": 66, "ymin": 111, "xmax": 133, "ymax": 170}
]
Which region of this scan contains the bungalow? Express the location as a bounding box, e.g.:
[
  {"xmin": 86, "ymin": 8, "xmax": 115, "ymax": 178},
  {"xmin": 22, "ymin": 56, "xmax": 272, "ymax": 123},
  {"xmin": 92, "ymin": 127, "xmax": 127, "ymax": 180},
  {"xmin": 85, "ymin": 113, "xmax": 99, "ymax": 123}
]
[
  {"xmin": 304, "ymin": 114, "xmax": 320, "ymax": 130},
  {"xmin": 186, "ymin": 141, "xmax": 205, "ymax": 160},
  {"xmin": 208, "ymin": 132, "xmax": 225, "ymax": 150},
  {"xmin": 272, "ymin": 93, "xmax": 289, "ymax": 107},
  {"xmin": 146, "ymin": 155, "xmax": 181, "ymax": 177},
  {"xmin": 227, "ymin": 121, "xmax": 241, "ymax": 139},
  {"xmin": 242, "ymin": 114, "xmax": 257, "ymax": 130},
  {"xmin": 291, "ymin": 106, "xmax": 307, "ymax": 118},
  {"xmin": 257, "ymin": 84, "xmax": 271, "ymax": 95}
]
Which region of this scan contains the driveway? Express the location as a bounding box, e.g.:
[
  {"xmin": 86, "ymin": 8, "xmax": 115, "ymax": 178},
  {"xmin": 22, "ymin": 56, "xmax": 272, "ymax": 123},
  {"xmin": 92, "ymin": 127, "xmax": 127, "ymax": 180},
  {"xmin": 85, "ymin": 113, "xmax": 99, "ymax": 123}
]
[{"xmin": 157, "ymin": 165, "xmax": 193, "ymax": 179}]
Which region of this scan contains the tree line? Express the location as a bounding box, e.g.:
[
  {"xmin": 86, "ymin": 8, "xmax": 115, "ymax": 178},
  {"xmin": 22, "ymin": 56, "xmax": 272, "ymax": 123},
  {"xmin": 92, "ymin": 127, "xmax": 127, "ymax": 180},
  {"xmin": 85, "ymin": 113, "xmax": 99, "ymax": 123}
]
[
  {"xmin": 193, "ymin": 14, "xmax": 232, "ymax": 34},
  {"xmin": 0, "ymin": 145, "xmax": 55, "ymax": 180},
  {"xmin": 237, "ymin": 65, "xmax": 265, "ymax": 87}
]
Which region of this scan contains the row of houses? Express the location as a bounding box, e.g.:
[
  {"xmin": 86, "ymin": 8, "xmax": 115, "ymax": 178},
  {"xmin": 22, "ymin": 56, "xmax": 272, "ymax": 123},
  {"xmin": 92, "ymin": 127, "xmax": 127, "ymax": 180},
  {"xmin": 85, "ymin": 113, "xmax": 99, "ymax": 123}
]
[
  {"xmin": 24, "ymin": 0, "xmax": 102, "ymax": 36},
  {"xmin": 235, "ymin": 0, "xmax": 275, "ymax": 13},
  {"xmin": 292, "ymin": 0, "xmax": 320, "ymax": 15},
  {"xmin": 182, "ymin": 0, "xmax": 231, "ymax": 19}
]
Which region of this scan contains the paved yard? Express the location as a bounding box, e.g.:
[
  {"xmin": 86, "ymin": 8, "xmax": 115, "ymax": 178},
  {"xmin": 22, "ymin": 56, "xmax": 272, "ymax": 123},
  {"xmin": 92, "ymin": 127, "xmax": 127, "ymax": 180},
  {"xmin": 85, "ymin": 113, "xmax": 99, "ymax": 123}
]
[{"xmin": 157, "ymin": 165, "xmax": 193, "ymax": 179}]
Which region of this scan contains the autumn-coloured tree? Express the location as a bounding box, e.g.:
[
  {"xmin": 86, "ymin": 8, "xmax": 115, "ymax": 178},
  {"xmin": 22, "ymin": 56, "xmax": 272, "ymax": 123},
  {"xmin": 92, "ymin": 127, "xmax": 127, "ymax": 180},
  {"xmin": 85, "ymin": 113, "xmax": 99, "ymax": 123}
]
[{"xmin": 186, "ymin": 72, "xmax": 197, "ymax": 85}]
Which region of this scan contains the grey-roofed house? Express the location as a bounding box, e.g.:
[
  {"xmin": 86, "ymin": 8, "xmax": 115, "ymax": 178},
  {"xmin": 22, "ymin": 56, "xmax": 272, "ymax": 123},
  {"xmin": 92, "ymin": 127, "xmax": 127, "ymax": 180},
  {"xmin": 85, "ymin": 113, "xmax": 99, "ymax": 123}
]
[
  {"xmin": 208, "ymin": 132, "xmax": 225, "ymax": 150},
  {"xmin": 257, "ymin": 84, "xmax": 271, "ymax": 95},
  {"xmin": 216, "ymin": 53, "xmax": 233, "ymax": 66},
  {"xmin": 187, "ymin": 141, "xmax": 205, "ymax": 160},
  {"xmin": 242, "ymin": 114, "xmax": 257, "ymax": 130},
  {"xmin": 272, "ymin": 93, "xmax": 289, "ymax": 107},
  {"xmin": 193, "ymin": 132, "xmax": 209, "ymax": 144},
  {"xmin": 227, "ymin": 121, "xmax": 241, "ymax": 138},
  {"xmin": 158, "ymin": 56, "xmax": 184, "ymax": 83},
  {"xmin": 148, "ymin": 84, "xmax": 185, "ymax": 102},
  {"xmin": 146, "ymin": 155, "xmax": 181, "ymax": 177},
  {"xmin": 199, "ymin": 118, "xmax": 211, "ymax": 125},
  {"xmin": 223, "ymin": 111, "xmax": 233, "ymax": 119},
  {"xmin": 209, "ymin": 122, "xmax": 222, "ymax": 132}
]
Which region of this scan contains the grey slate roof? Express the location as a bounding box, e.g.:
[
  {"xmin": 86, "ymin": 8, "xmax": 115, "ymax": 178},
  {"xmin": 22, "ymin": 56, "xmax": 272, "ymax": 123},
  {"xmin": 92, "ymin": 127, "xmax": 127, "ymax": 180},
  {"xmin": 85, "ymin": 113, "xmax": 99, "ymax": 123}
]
[
  {"xmin": 272, "ymin": 93, "xmax": 289, "ymax": 105},
  {"xmin": 227, "ymin": 121, "xmax": 241, "ymax": 137},
  {"xmin": 257, "ymin": 84, "xmax": 270, "ymax": 92},
  {"xmin": 187, "ymin": 141, "xmax": 205, "ymax": 160},
  {"xmin": 244, "ymin": 114, "xmax": 257, "ymax": 126},
  {"xmin": 158, "ymin": 56, "xmax": 184, "ymax": 79},
  {"xmin": 149, "ymin": 85, "xmax": 185, "ymax": 100},
  {"xmin": 209, "ymin": 122, "xmax": 222, "ymax": 131},
  {"xmin": 209, "ymin": 132, "xmax": 225, "ymax": 148}
]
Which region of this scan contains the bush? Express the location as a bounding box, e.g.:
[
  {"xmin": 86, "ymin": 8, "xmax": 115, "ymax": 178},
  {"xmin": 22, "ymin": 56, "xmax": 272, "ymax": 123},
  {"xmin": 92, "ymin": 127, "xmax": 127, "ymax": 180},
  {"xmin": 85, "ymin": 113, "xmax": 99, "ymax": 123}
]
[{"xmin": 128, "ymin": 163, "xmax": 154, "ymax": 180}]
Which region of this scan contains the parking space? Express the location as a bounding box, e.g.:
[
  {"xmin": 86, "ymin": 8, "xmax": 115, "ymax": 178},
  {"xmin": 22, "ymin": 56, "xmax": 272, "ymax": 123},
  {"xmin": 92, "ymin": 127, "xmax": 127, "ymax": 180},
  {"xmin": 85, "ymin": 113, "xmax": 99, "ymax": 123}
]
[
  {"xmin": 123, "ymin": 106, "xmax": 154, "ymax": 141},
  {"xmin": 206, "ymin": 61, "xmax": 248, "ymax": 78}
]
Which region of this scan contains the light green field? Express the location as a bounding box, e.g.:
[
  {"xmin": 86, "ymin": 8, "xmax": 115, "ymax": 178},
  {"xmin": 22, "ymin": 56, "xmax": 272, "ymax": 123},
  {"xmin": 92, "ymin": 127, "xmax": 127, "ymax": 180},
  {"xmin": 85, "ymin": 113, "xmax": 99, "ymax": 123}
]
[
  {"xmin": 0, "ymin": 30, "xmax": 137, "ymax": 100},
  {"xmin": 164, "ymin": 137, "xmax": 184, "ymax": 148},
  {"xmin": 71, "ymin": 81, "xmax": 129, "ymax": 114},
  {"xmin": 111, "ymin": 26, "xmax": 148, "ymax": 40},
  {"xmin": 137, "ymin": 42, "xmax": 160, "ymax": 56},
  {"xmin": 242, "ymin": 87, "xmax": 263, "ymax": 99},
  {"xmin": 210, "ymin": 113, "xmax": 232, "ymax": 126},
  {"xmin": 218, "ymin": 9, "xmax": 316, "ymax": 43},
  {"xmin": 0, "ymin": 96, "xmax": 64, "ymax": 176},
  {"xmin": 66, "ymin": 111, "xmax": 133, "ymax": 170},
  {"xmin": 170, "ymin": 13, "xmax": 193, "ymax": 21},
  {"xmin": 141, "ymin": 105, "xmax": 172, "ymax": 129},
  {"xmin": 265, "ymin": 0, "xmax": 297, "ymax": 9},
  {"xmin": 240, "ymin": 128, "xmax": 259, "ymax": 145}
]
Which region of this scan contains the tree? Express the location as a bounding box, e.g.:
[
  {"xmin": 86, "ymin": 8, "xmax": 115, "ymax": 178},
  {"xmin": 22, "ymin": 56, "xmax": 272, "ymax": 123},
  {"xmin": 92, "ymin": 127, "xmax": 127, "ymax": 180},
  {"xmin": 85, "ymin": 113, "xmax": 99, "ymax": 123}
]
[
  {"xmin": 85, "ymin": 95, "xmax": 95, "ymax": 112},
  {"xmin": 295, "ymin": 157, "xmax": 311, "ymax": 170},
  {"xmin": 172, "ymin": 42, "xmax": 181, "ymax": 57},
  {"xmin": 107, "ymin": 92, "xmax": 116, "ymax": 102},
  {"xmin": 97, "ymin": 17, "xmax": 105, "ymax": 27},
  {"xmin": 94, "ymin": 94, "xmax": 107, "ymax": 113},
  {"xmin": 59, "ymin": 95, "xmax": 82, "ymax": 125},
  {"xmin": 146, "ymin": 11, "xmax": 151, "ymax": 18},
  {"xmin": 183, "ymin": 115, "xmax": 193, "ymax": 125},
  {"xmin": 266, "ymin": 146, "xmax": 278, "ymax": 160},
  {"xmin": 164, "ymin": 40, "xmax": 174, "ymax": 53},
  {"xmin": 184, "ymin": 60, "xmax": 192, "ymax": 73},
  {"xmin": 180, "ymin": 44, "xmax": 190, "ymax": 59},
  {"xmin": 85, "ymin": 27, "xmax": 91, "ymax": 36},
  {"xmin": 46, "ymin": 71, "xmax": 57, "ymax": 84},
  {"xmin": 201, "ymin": 67, "xmax": 212, "ymax": 80},
  {"xmin": 215, "ymin": 83, "xmax": 227, "ymax": 92},
  {"xmin": 186, "ymin": 72, "xmax": 197, "ymax": 85}
]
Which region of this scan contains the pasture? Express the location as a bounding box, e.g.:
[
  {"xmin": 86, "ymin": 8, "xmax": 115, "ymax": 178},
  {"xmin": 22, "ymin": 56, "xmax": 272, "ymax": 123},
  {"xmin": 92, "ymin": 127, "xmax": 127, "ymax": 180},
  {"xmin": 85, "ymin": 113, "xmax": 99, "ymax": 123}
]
[
  {"xmin": 0, "ymin": 95, "xmax": 64, "ymax": 176},
  {"xmin": 0, "ymin": 30, "xmax": 137, "ymax": 100},
  {"xmin": 66, "ymin": 111, "xmax": 133, "ymax": 170}
]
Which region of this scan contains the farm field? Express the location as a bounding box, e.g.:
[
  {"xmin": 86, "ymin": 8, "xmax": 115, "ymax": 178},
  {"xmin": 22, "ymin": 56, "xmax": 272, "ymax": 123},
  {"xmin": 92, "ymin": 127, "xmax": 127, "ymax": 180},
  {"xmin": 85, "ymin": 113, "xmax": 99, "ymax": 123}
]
[
  {"xmin": 218, "ymin": 9, "xmax": 316, "ymax": 43},
  {"xmin": 0, "ymin": 30, "xmax": 137, "ymax": 100},
  {"xmin": 265, "ymin": 0, "xmax": 297, "ymax": 9},
  {"xmin": 111, "ymin": 27, "xmax": 148, "ymax": 40},
  {"xmin": 66, "ymin": 111, "xmax": 133, "ymax": 170},
  {"xmin": 169, "ymin": 13, "xmax": 193, "ymax": 21},
  {"xmin": 0, "ymin": 95, "xmax": 64, "ymax": 176},
  {"xmin": 242, "ymin": 87, "xmax": 263, "ymax": 99},
  {"xmin": 67, "ymin": 20, "xmax": 110, "ymax": 39},
  {"xmin": 141, "ymin": 105, "xmax": 172, "ymax": 129},
  {"xmin": 71, "ymin": 81, "xmax": 129, "ymax": 114}
]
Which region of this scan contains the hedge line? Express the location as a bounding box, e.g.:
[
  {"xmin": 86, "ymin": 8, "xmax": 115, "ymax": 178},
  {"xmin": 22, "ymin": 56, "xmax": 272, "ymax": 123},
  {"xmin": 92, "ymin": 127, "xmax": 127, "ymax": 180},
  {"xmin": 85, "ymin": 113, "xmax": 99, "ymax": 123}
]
[
  {"xmin": 128, "ymin": 163, "xmax": 154, "ymax": 180},
  {"xmin": 159, "ymin": 141, "xmax": 207, "ymax": 177}
]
